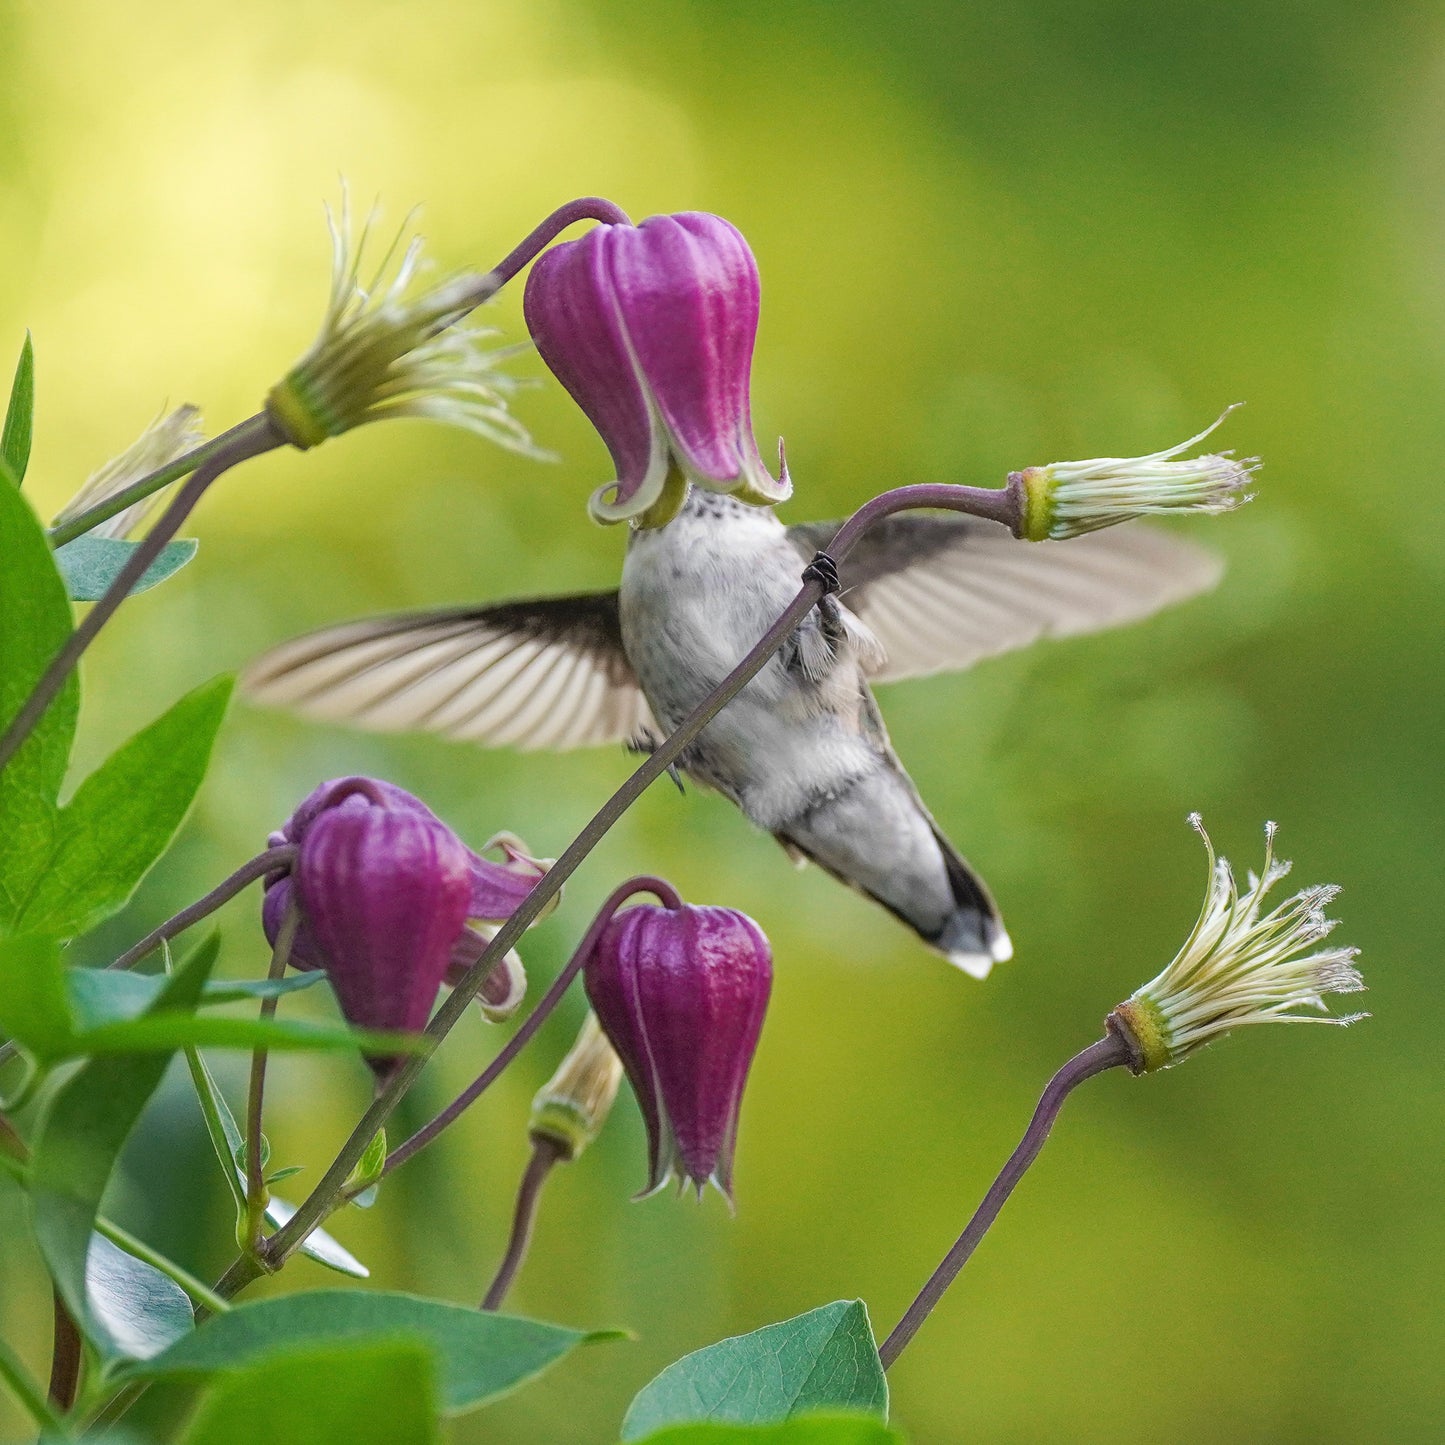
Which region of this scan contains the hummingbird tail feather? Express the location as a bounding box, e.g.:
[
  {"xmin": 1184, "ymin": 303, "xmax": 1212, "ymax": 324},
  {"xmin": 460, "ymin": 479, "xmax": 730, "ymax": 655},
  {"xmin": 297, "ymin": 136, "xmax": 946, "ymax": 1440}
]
[
  {"xmin": 929, "ymin": 823, "xmax": 1013, "ymax": 979},
  {"xmin": 771, "ymin": 783, "xmax": 1011, "ymax": 979}
]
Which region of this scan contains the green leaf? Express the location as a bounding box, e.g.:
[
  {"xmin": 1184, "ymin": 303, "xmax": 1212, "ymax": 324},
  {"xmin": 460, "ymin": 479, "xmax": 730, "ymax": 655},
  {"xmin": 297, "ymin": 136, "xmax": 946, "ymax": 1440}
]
[
  {"xmin": 621, "ymin": 1302, "xmax": 888, "ymax": 1440},
  {"xmin": 178, "ymin": 1339, "xmax": 440, "ymax": 1445},
  {"xmin": 345, "ymin": 1127, "xmax": 387, "ymax": 1195},
  {"xmin": 54, "ymin": 535, "xmax": 199, "ymax": 602},
  {"xmin": 3, "ymin": 331, "xmax": 34, "ymax": 485},
  {"xmin": 85, "ymin": 1230, "xmax": 193, "ymax": 1362},
  {"xmin": 0, "ymin": 934, "xmax": 74, "ymax": 1064},
  {"xmin": 70, "ymin": 1013, "xmax": 424, "ymax": 1059},
  {"xmin": 28, "ymin": 936, "xmax": 214, "ymax": 1360},
  {"xmin": 0, "ymin": 940, "xmax": 410, "ymax": 1064},
  {"xmin": 119, "ymin": 1290, "xmax": 619, "ymax": 1415},
  {"xmin": 66, "ymin": 965, "xmax": 325, "ymax": 1030},
  {"xmin": 0, "ymin": 478, "xmax": 78, "ymax": 926},
  {"xmin": 630, "ymin": 1416, "xmax": 905, "ymax": 1445},
  {"xmin": 12, "ymin": 676, "xmax": 232, "ymax": 939}
]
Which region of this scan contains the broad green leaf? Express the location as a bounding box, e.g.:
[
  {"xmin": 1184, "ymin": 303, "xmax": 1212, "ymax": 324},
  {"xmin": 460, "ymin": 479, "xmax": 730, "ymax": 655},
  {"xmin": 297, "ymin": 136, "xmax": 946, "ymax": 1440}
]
[
  {"xmin": 261, "ymin": 1196, "xmax": 369, "ymax": 1279},
  {"xmin": 69, "ymin": 1013, "xmax": 424, "ymax": 1059},
  {"xmin": 66, "ymin": 965, "xmax": 325, "ymax": 1030},
  {"xmin": 85, "ymin": 1231, "xmax": 193, "ymax": 1362},
  {"xmin": 0, "ymin": 478, "xmax": 77, "ymax": 925},
  {"xmin": 55, "ymin": 535, "xmax": 199, "ymax": 602},
  {"xmin": 631, "ymin": 1415, "xmax": 905, "ymax": 1445},
  {"xmin": 1, "ymin": 943, "xmax": 410, "ymax": 1064},
  {"xmin": 120, "ymin": 1290, "xmax": 619, "ymax": 1414},
  {"xmin": 0, "ymin": 934, "xmax": 74, "ymax": 1063},
  {"xmin": 621, "ymin": 1302, "xmax": 888, "ymax": 1440},
  {"xmin": 3, "ymin": 331, "xmax": 34, "ymax": 484},
  {"xmin": 28, "ymin": 937, "xmax": 213, "ymax": 1360},
  {"xmin": 179, "ymin": 1339, "xmax": 439, "ymax": 1445},
  {"xmin": 13, "ymin": 676, "xmax": 232, "ymax": 939}
]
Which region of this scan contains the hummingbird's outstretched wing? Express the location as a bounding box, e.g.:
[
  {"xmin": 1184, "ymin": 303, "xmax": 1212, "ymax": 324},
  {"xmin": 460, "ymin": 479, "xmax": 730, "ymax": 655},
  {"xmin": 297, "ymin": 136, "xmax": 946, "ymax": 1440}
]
[
  {"xmin": 787, "ymin": 516, "xmax": 1221, "ymax": 682},
  {"xmin": 242, "ymin": 593, "xmax": 659, "ymax": 751}
]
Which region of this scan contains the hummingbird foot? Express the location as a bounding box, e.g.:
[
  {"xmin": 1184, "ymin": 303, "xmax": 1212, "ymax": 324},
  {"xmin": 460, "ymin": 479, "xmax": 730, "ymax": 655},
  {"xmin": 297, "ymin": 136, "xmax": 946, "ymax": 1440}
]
[{"xmin": 801, "ymin": 550, "xmax": 841, "ymax": 597}]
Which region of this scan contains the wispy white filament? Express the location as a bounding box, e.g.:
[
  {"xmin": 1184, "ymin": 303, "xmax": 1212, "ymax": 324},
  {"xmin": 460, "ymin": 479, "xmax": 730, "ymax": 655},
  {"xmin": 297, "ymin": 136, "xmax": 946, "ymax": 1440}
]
[
  {"xmin": 53, "ymin": 406, "xmax": 205, "ymax": 539},
  {"xmin": 272, "ymin": 189, "xmax": 546, "ymax": 454},
  {"xmin": 1125, "ymin": 815, "xmax": 1365, "ymax": 1067},
  {"xmin": 1040, "ymin": 407, "xmax": 1258, "ymax": 538}
]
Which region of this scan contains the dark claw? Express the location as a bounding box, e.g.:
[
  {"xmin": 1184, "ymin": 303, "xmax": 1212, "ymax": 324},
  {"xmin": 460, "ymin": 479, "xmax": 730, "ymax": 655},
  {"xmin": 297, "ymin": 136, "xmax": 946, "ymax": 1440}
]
[
  {"xmin": 802, "ymin": 550, "xmax": 841, "ymax": 597},
  {"xmin": 667, "ymin": 764, "xmax": 686, "ymax": 794}
]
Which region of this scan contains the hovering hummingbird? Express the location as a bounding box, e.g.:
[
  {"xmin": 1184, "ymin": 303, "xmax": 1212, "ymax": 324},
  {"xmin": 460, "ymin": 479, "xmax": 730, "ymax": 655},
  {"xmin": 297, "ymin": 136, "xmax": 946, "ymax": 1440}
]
[{"xmin": 242, "ymin": 488, "xmax": 1219, "ymax": 977}]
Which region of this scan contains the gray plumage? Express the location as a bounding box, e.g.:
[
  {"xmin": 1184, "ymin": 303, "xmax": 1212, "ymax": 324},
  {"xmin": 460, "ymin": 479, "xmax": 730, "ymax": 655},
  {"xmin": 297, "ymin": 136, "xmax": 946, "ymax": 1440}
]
[{"xmin": 243, "ymin": 489, "xmax": 1222, "ymax": 976}]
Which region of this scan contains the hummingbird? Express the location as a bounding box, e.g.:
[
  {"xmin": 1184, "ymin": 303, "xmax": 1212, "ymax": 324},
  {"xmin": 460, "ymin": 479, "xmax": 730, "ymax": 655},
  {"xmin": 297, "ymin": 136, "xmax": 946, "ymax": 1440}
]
[{"xmin": 242, "ymin": 490, "xmax": 1219, "ymax": 977}]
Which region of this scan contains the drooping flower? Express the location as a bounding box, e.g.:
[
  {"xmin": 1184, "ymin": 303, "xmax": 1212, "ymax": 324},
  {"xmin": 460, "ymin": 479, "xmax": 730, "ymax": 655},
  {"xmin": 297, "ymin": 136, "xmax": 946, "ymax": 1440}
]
[
  {"xmin": 529, "ymin": 1012, "xmax": 625, "ymax": 1161},
  {"xmin": 1107, "ymin": 815, "xmax": 1365, "ymax": 1073},
  {"xmin": 1014, "ymin": 408, "xmax": 1257, "ymax": 541},
  {"xmin": 262, "ymin": 778, "xmax": 548, "ymax": 1070},
  {"xmin": 51, "ymin": 405, "xmax": 204, "ymax": 539},
  {"xmin": 265, "ymin": 192, "xmax": 543, "ymax": 455},
  {"xmin": 524, "ymin": 211, "xmax": 789, "ymax": 527},
  {"xmin": 584, "ymin": 902, "xmax": 772, "ymax": 1200}
]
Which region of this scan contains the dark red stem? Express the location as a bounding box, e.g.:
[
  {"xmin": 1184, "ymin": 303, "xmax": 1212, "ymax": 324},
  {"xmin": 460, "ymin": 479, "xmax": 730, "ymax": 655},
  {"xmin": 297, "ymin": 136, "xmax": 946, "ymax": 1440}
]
[
  {"xmin": 0, "ymin": 413, "xmax": 281, "ymax": 773},
  {"xmin": 480, "ymin": 1136, "xmax": 567, "ymax": 1312},
  {"xmin": 877, "ymin": 1031, "xmax": 1130, "ymax": 1368},
  {"xmin": 376, "ymin": 875, "xmax": 679, "ymax": 1180}
]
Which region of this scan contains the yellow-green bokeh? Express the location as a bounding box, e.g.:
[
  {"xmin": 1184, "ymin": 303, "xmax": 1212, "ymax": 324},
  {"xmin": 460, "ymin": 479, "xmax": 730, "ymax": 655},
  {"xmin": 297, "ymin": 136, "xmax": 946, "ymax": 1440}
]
[{"xmin": 1, "ymin": 1, "xmax": 1440, "ymax": 1440}]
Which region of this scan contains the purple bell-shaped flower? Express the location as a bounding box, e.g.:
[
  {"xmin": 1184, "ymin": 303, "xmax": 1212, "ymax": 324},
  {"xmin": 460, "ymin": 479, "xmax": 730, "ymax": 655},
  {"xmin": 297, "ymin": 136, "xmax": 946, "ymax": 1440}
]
[
  {"xmin": 523, "ymin": 212, "xmax": 790, "ymax": 527},
  {"xmin": 262, "ymin": 778, "xmax": 545, "ymax": 1071},
  {"xmin": 584, "ymin": 902, "xmax": 772, "ymax": 1200}
]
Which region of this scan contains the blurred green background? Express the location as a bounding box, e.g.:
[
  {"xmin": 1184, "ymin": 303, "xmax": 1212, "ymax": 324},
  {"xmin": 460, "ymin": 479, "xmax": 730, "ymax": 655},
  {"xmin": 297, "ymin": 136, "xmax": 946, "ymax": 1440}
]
[{"xmin": 1, "ymin": 0, "xmax": 1440, "ymax": 1439}]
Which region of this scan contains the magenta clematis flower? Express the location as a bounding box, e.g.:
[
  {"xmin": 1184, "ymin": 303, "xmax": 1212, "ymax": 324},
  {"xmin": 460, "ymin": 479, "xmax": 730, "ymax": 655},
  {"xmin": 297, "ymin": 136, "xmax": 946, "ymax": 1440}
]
[
  {"xmin": 584, "ymin": 902, "xmax": 772, "ymax": 1200},
  {"xmin": 262, "ymin": 778, "xmax": 546, "ymax": 1069},
  {"xmin": 523, "ymin": 211, "xmax": 790, "ymax": 527}
]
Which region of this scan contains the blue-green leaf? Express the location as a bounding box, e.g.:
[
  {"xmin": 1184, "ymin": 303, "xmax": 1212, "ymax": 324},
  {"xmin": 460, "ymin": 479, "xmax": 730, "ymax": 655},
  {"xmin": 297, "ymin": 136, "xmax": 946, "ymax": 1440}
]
[
  {"xmin": 630, "ymin": 1416, "xmax": 905, "ymax": 1445},
  {"xmin": 85, "ymin": 1231, "xmax": 193, "ymax": 1362},
  {"xmin": 621, "ymin": 1302, "xmax": 887, "ymax": 1440},
  {"xmin": 10, "ymin": 676, "xmax": 232, "ymax": 939},
  {"xmin": 178, "ymin": 1339, "xmax": 440, "ymax": 1445},
  {"xmin": 54, "ymin": 535, "xmax": 198, "ymax": 602},
  {"xmin": 66, "ymin": 966, "xmax": 325, "ymax": 1030},
  {"xmin": 28, "ymin": 936, "xmax": 214, "ymax": 1360},
  {"xmin": 119, "ymin": 1290, "xmax": 620, "ymax": 1415},
  {"xmin": 3, "ymin": 331, "xmax": 34, "ymax": 485},
  {"xmin": 0, "ymin": 478, "xmax": 77, "ymax": 925}
]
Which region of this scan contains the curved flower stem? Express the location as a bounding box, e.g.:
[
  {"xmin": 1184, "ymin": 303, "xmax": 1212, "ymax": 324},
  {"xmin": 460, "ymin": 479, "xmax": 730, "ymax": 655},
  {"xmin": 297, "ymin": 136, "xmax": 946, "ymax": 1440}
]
[
  {"xmin": 481, "ymin": 1136, "xmax": 566, "ymax": 1312},
  {"xmin": 244, "ymin": 901, "xmax": 300, "ymax": 1257},
  {"xmin": 372, "ymin": 875, "xmax": 680, "ymax": 1184},
  {"xmin": 0, "ymin": 846, "xmax": 296, "ymax": 1074},
  {"xmin": 877, "ymin": 1031, "xmax": 1131, "ymax": 1369},
  {"xmin": 47, "ymin": 1291, "xmax": 81, "ymax": 1413},
  {"xmin": 0, "ymin": 412, "xmax": 282, "ymax": 774},
  {"xmin": 477, "ymin": 197, "xmax": 633, "ymax": 299},
  {"xmin": 249, "ymin": 479, "xmax": 1024, "ymax": 1270},
  {"xmin": 47, "ymin": 414, "xmax": 273, "ymax": 548}
]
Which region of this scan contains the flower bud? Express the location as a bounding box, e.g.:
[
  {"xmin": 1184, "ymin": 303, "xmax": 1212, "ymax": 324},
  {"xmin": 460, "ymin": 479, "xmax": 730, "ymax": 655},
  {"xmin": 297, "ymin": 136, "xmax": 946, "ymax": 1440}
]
[
  {"xmin": 1015, "ymin": 408, "xmax": 1257, "ymax": 541},
  {"xmin": 584, "ymin": 902, "xmax": 772, "ymax": 1200},
  {"xmin": 261, "ymin": 777, "xmax": 547, "ymax": 1073},
  {"xmin": 1107, "ymin": 816, "xmax": 1365, "ymax": 1073},
  {"xmin": 524, "ymin": 211, "xmax": 789, "ymax": 527},
  {"xmin": 529, "ymin": 1012, "xmax": 624, "ymax": 1161},
  {"xmin": 266, "ymin": 193, "xmax": 542, "ymax": 455}
]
